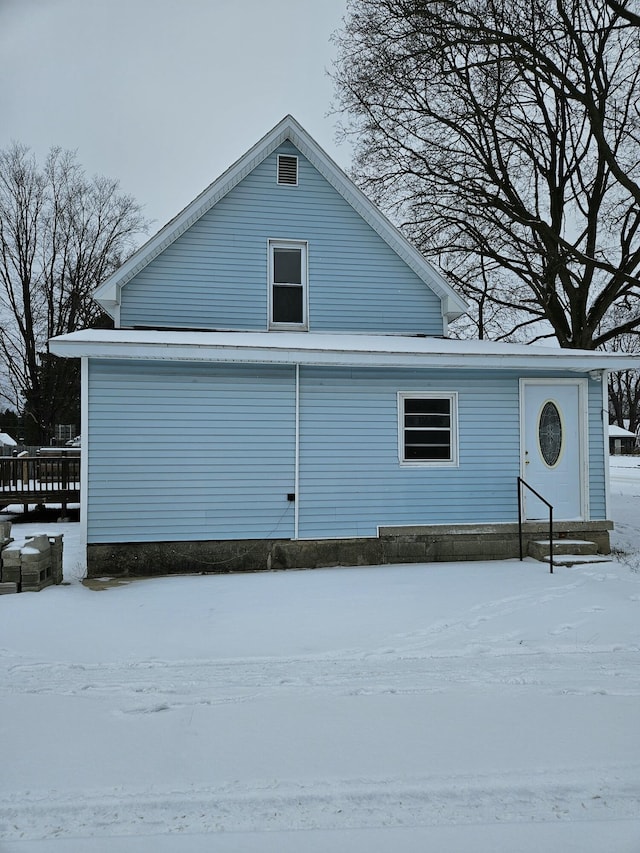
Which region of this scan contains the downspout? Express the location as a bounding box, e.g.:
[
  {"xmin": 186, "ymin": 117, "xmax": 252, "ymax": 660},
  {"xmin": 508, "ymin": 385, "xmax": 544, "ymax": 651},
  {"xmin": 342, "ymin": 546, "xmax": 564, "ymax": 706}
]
[
  {"xmin": 80, "ymin": 357, "xmax": 89, "ymax": 555},
  {"xmin": 602, "ymin": 370, "xmax": 610, "ymax": 521},
  {"xmin": 294, "ymin": 362, "xmax": 300, "ymax": 539}
]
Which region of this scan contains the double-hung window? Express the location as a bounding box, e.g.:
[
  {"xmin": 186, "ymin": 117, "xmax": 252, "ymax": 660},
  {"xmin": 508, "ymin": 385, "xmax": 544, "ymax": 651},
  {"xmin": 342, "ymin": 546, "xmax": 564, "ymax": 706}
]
[
  {"xmin": 269, "ymin": 239, "xmax": 308, "ymax": 329},
  {"xmin": 399, "ymin": 392, "xmax": 458, "ymax": 466}
]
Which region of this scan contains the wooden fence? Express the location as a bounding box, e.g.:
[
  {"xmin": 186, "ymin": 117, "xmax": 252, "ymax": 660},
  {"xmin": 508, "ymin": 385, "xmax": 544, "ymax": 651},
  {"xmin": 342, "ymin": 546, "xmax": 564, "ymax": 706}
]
[{"xmin": 0, "ymin": 455, "xmax": 80, "ymax": 513}]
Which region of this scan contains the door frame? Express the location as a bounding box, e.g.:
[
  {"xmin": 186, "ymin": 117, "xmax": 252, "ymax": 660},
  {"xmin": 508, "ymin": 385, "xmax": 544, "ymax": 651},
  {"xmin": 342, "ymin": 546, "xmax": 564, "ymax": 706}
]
[{"xmin": 519, "ymin": 378, "xmax": 590, "ymax": 521}]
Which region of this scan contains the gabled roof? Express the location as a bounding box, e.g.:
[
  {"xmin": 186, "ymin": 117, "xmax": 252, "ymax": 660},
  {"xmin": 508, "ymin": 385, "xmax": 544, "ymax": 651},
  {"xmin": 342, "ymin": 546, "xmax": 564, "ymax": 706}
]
[{"xmin": 93, "ymin": 115, "xmax": 468, "ymax": 322}]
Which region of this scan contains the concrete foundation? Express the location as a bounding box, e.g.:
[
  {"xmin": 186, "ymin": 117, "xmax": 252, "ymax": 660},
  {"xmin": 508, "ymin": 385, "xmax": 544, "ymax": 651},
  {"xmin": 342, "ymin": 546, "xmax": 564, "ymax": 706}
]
[{"xmin": 86, "ymin": 520, "xmax": 613, "ymax": 578}]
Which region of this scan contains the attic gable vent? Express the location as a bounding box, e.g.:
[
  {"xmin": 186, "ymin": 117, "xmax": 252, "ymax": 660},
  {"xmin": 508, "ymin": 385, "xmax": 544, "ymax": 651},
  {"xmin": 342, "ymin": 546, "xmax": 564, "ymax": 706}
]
[{"xmin": 277, "ymin": 154, "xmax": 298, "ymax": 185}]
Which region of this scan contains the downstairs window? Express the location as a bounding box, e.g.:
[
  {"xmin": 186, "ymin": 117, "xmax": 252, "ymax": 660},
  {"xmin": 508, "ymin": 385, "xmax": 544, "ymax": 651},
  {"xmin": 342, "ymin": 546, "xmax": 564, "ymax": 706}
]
[{"xmin": 399, "ymin": 392, "xmax": 459, "ymax": 466}]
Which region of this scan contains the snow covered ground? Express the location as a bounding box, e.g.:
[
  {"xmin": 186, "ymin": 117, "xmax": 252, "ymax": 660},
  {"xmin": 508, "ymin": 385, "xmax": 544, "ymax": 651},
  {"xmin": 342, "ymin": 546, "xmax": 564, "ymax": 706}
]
[{"xmin": 1, "ymin": 457, "xmax": 639, "ymax": 851}]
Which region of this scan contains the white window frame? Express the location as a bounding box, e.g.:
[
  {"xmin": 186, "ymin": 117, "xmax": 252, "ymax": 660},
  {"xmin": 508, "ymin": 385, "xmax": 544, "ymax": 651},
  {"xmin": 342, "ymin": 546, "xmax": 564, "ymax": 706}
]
[
  {"xmin": 398, "ymin": 392, "xmax": 459, "ymax": 467},
  {"xmin": 268, "ymin": 239, "xmax": 308, "ymax": 330}
]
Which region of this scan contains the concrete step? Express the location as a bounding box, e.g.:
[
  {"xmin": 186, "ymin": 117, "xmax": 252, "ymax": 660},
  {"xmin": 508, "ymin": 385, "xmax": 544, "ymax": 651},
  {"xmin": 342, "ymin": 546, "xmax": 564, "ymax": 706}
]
[
  {"xmin": 538, "ymin": 553, "xmax": 612, "ymax": 567},
  {"xmin": 528, "ymin": 539, "xmax": 599, "ymax": 561}
]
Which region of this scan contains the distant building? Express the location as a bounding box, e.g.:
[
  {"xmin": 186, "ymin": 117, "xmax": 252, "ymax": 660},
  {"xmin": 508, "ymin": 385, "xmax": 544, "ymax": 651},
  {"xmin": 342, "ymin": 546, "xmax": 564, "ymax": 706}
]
[
  {"xmin": 608, "ymin": 424, "xmax": 637, "ymax": 455},
  {"xmin": 0, "ymin": 433, "xmax": 17, "ymax": 448}
]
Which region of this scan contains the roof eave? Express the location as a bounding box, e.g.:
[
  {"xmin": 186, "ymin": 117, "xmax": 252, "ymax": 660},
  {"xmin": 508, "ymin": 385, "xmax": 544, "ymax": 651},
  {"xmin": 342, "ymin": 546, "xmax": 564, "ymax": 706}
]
[{"xmin": 48, "ymin": 336, "xmax": 640, "ymax": 373}]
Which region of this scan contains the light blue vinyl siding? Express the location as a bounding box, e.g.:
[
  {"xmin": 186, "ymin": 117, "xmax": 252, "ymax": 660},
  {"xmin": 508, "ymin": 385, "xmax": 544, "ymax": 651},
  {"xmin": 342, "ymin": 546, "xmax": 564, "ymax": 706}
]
[
  {"xmin": 296, "ymin": 369, "xmax": 608, "ymax": 537},
  {"xmin": 297, "ymin": 367, "xmax": 522, "ymax": 537},
  {"xmin": 86, "ymin": 362, "xmax": 607, "ymax": 545},
  {"xmin": 119, "ymin": 142, "xmax": 444, "ymax": 335},
  {"xmin": 86, "ymin": 360, "xmax": 296, "ymax": 544},
  {"xmin": 587, "ymin": 377, "xmax": 606, "ymax": 520}
]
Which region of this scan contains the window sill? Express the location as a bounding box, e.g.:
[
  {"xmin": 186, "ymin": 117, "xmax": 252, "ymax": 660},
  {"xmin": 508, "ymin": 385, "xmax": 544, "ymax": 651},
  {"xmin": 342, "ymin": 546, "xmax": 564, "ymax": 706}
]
[
  {"xmin": 399, "ymin": 460, "xmax": 459, "ymax": 468},
  {"xmin": 268, "ymin": 325, "xmax": 309, "ymax": 332}
]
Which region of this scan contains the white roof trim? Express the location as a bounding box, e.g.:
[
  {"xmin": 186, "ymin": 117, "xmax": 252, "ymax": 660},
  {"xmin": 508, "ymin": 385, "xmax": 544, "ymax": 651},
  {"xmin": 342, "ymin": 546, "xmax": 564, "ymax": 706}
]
[
  {"xmin": 49, "ymin": 329, "xmax": 640, "ymax": 373},
  {"xmin": 93, "ymin": 115, "xmax": 468, "ymax": 322}
]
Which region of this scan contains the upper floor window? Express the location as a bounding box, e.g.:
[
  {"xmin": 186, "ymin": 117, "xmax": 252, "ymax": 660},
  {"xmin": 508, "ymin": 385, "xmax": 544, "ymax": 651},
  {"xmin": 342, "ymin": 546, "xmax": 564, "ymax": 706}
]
[
  {"xmin": 398, "ymin": 392, "xmax": 459, "ymax": 466},
  {"xmin": 268, "ymin": 240, "xmax": 308, "ymax": 329}
]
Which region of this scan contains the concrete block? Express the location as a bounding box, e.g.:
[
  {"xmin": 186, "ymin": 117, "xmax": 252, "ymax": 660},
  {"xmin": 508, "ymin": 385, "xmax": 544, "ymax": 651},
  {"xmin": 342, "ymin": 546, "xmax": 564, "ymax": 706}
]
[
  {"xmin": 392, "ymin": 540, "xmax": 429, "ymax": 562},
  {"xmin": 435, "ymin": 538, "xmax": 455, "ymax": 558},
  {"xmin": 1, "ymin": 545, "xmax": 22, "ymax": 567},
  {"xmin": 21, "ymin": 577, "xmax": 54, "ymax": 592},
  {"xmin": 23, "ymin": 533, "xmax": 50, "ymax": 554},
  {"xmin": 20, "ymin": 551, "xmax": 51, "ymax": 568},
  {"xmin": 380, "ymin": 538, "xmax": 400, "ymax": 562},
  {"xmin": 336, "ymin": 540, "xmax": 383, "ymax": 568},
  {"xmin": 21, "ymin": 566, "xmax": 52, "ymax": 584},
  {"xmin": 48, "ymin": 534, "xmax": 64, "ymax": 583},
  {"xmin": 0, "ymin": 531, "xmax": 64, "ymax": 592},
  {"xmin": 20, "ymin": 534, "xmax": 53, "ymax": 587},
  {"xmin": 0, "ymin": 521, "xmax": 11, "ymax": 546},
  {"xmin": 529, "ymin": 539, "xmax": 597, "ymax": 559},
  {"xmin": 0, "ymin": 581, "xmax": 18, "ymax": 594},
  {"xmin": 491, "ymin": 541, "xmax": 515, "ymax": 559},
  {"xmin": 452, "ymin": 536, "xmax": 479, "ymax": 556},
  {"xmin": 1, "ymin": 566, "xmax": 21, "ymax": 584}
]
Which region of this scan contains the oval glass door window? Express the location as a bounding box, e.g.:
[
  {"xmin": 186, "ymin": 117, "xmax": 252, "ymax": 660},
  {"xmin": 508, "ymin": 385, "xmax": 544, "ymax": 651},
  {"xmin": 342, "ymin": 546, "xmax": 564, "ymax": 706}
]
[{"xmin": 538, "ymin": 401, "xmax": 563, "ymax": 467}]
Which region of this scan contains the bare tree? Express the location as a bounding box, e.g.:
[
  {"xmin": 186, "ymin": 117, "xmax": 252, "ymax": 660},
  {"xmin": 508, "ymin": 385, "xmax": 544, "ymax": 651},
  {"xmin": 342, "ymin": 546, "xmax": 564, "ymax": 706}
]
[
  {"xmin": 606, "ymin": 0, "xmax": 640, "ymax": 26},
  {"xmin": 604, "ymin": 315, "xmax": 640, "ymax": 431},
  {"xmin": 332, "ymin": 0, "xmax": 640, "ymax": 349},
  {"xmin": 609, "ymin": 365, "xmax": 640, "ymax": 434},
  {"xmin": 0, "ymin": 144, "xmax": 147, "ymax": 443}
]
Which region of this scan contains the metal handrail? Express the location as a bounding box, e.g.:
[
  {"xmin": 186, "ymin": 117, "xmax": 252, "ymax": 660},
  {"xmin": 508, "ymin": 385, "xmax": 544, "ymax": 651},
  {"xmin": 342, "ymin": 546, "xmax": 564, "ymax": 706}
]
[{"xmin": 517, "ymin": 477, "xmax": 554, "ymax": 574}]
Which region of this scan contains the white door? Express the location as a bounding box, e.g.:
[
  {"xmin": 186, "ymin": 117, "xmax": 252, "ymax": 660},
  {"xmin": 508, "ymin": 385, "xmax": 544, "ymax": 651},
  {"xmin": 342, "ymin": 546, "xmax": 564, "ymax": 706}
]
[{"xmin": 521, "ymin": 381, "xmax": 586, "ymax": 520}]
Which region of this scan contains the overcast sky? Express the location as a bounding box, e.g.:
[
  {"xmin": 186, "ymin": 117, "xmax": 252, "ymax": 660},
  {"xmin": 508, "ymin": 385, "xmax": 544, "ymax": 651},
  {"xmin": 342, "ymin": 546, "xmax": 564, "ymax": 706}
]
[{"xmin": 0, "ymin": 0, "xmax": 350, "ymax": 231}]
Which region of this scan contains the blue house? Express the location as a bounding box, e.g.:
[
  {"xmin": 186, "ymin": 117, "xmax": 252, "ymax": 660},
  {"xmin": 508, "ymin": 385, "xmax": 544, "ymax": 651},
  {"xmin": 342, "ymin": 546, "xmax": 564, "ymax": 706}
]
[{"xmin": 50, "ymin": 116, "xmax": 639, "ymax": 577}]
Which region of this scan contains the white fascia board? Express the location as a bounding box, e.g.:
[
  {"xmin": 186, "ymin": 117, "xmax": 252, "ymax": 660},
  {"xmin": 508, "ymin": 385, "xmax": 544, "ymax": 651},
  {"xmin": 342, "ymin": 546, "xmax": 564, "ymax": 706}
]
[
  {"xmin": 93, "ymin": 115, "xmax": 467, "ymax": 323},
  {"xmin": 48, "ymin": 331, "xmax": 640, "ymax": 373}
]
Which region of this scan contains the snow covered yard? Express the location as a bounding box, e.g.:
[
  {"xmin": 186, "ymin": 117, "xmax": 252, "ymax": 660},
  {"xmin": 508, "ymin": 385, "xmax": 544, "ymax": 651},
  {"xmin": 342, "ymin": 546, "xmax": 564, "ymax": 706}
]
[{"xmin": 1, "ymin": 459, "xmax": 640, "ymax": 851}]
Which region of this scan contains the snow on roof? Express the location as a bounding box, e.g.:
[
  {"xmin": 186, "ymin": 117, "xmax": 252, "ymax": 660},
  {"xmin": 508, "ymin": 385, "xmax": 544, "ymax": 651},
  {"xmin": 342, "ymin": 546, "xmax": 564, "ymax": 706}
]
[
  {"xmin": 0, "ymin": 432, "xmax": 17, "ymax": 446},
  {"xmin": 48, "ymin": 328, "xmax": 640, "ymax": 373},
  {"xmin": 608, "ymin": 424, "xmax": 637, "ymax": 438}
]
